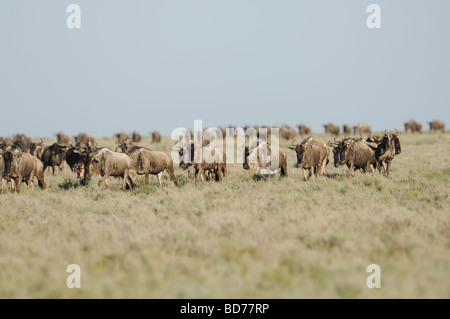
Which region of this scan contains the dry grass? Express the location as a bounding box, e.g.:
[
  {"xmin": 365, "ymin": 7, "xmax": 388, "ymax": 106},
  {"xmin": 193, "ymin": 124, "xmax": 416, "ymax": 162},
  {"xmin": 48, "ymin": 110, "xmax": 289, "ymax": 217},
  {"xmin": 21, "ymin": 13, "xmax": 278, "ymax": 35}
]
[{"xmin": 0, "ymin": 132, "xmax": 449, "ymax": 298}]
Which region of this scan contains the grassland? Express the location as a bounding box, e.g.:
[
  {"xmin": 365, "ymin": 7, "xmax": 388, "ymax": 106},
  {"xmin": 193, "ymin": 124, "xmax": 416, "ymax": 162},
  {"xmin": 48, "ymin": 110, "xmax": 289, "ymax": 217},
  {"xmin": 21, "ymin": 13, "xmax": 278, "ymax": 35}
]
[{"xmin": 0, "ymin": 132, "xmax": 448, "ymax": 298}]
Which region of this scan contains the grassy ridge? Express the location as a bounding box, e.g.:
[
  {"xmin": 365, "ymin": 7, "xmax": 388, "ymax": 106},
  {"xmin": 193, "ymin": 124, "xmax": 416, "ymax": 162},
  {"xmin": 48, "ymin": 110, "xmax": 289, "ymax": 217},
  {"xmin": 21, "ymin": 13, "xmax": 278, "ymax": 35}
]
[{"xmin": 0, "ymin": 132, "xmax": 448, "ymax": 298}]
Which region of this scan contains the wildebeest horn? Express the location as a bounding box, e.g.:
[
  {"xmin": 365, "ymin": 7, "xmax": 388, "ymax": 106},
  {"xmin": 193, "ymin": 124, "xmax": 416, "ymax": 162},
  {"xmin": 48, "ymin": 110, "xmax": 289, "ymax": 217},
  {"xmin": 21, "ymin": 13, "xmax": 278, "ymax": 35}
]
[
  {"xmin": 327, "ymin": 138, "xmax": 338, "ymax": 147},
  {"xmin": 115, "ymin": 146, "xmax": 122, "ymax": 152},
  {"xmin": 291, "ymin": 138, "xmax": 300, "ymax": 146}
]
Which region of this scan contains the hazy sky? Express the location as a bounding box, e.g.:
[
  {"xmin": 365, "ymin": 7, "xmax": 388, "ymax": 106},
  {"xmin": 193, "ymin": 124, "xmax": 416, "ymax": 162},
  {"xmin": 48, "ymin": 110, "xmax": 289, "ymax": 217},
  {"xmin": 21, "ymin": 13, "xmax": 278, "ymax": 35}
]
[{"xmin": 1, "ymin": 0, "xmax": 449, "ymax": 138}]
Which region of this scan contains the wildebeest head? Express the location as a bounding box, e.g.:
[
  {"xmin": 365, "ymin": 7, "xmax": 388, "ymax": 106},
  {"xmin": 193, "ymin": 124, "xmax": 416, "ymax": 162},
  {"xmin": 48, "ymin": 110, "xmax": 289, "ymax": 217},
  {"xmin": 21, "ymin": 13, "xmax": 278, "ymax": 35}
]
[
  {"xmin": 3, "ymin": 146, "xmax": 22, "ymax": 178},
  {"xmin": 334, "ymin": 138, "xmax": 355, "ymax": 166},
  {"xmin": 115, "ymin": 138, "xmax": 133, "ymax": 153},
  {"xmin": 391, "ymin": 131, "xmax": 401, "ymax": 155},
  {"xmin": 289, "ymin": 137, "xmax": 312, "ymax": 168},
  {"xmin": 50, "ymin": 143, "xmax": 69, "ymax": 156},
  {"xmin": 328, "ymin": 137, "xmax": 342, "ymax": 168},
  {"xmin": 179, "ymin": 142, "xmax": 194, "ymax": 170}
]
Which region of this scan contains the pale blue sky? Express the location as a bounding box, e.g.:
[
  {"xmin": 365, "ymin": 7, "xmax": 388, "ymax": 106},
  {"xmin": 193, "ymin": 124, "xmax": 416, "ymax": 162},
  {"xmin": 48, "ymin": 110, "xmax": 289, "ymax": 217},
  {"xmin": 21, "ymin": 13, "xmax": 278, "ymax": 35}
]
[{"xmin": 1, "ymin": 0, "xmax": 449, "ymax": 138}]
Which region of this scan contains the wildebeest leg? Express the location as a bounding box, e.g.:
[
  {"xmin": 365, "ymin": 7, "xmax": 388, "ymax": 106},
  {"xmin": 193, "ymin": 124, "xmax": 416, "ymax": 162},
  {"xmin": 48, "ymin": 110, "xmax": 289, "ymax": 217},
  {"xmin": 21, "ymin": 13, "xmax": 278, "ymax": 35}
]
[
  {"xmin": 0, "ymin": 178, "xmax": 7, "ymax": 194},
  {"xmin": 195, "ymin": 166, "xmax": 204, "ymax": 185},
  {"xmin": 145, "ymin": 172, "xmax": 149, "ymax": 185},
  {"xmin": 347, "ymin": 164, "xmax": 354, "ymax": 177},
  {"xmin": 25, "ymin": 176, "xmax": 35, "ymax": 191},
  {"xmin": 36, "ymin": 170, "xmax": 47, "ymax": 190},
  {"xmin": 377, "ymin": 160, "xmax": 386, "ymax": 176},
  {"xmin": 217, "ymin": 166, "xmax": 223, "ymax": 183},
  {"xmin": 281, "ymin": 163, "xmax": 288, "ymax": 177},
  {"xmin": 15, "ymin": 176, "xmax": 22, "ymax": 193},
  {"xmin": 302, "ymin": 168, "xmax": 308, "ymax": 182},
  {"xmin": 156, "ymin": 172, "xmax": 163, "ymax": 187},
  {"xmin": 126, "ymin": 175, "xmax": 134, "ymax": 191},
  {"xmin": 122, "ymin": 169, "xmax": 130, "ymax": 191},
  {"xmin": 52, "ymin": 164, "xmax": 56, "ymax": 175},
  {"xmin": 385, "ymin": 160, "xmax": 392, "ymax": 178},
  {"xmin": 98, "ymin": 174, "xmax": 111, "ymax": 189},
  {"xmin": 321, "ymin": 158, "xmax": 327, "ymax": 175},
  {"xmin": 166, "ymin": 166, "xmax": 178, "ymax": 187}
]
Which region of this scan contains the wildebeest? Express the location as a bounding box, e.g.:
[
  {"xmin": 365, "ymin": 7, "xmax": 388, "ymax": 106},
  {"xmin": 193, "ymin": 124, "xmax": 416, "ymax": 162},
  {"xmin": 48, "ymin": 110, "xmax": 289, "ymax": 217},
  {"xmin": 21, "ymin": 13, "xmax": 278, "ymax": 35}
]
[
  {"xmin": 56, "ymin": 132, "xmax": 71, "ymax": 145},
  {"xmin": 29, "ymin": 138, "xmax": 46, "ymax": 159},
  {"xmin": 2, "ymin": 146, "xmax": 46, "ymax": 193},
  {"xmin": 375, "ymin": 132, "xmax": 401, "ymax": 177},
  {"xmin": 116, "ymin": 132, "xmax": 131, "ymax": 144},
  {"xmin": 91, "ymin": 148, "xmax": 134, "ymax": 191},
  {"xmin": 323, "ymin": 123, "xmax": 340, "ymax": 135},
  {"xmin": 179, "ymin": 141, "xmax": 226, "ymax": 184},
  {"xmin": 12, "ymin": 134, "xmax": 33, "ymax": 153},
  {"xmin": 75, "ymin": 132, "xmax": 95, "ymax": 145},
  {"xmin": 280, "ymin": 125, "xmax": 296, "ymax": 140},
  {"xmin": 66, "ymin": 141, "xmax": 97, "ymax": 180},
  {"xmin": 428, "ymin": 120, "xmax": 445, "ymax": 132},
  {"xmin": 353, "ymin": 123, "xmax": 371, "ymax": 135},
  {"xmin": 289, "ymin": 137, "xmax": 328, "ymax": 181},
  {"xmin": 117, "ymin": 141, "xmax": 178, "ymax": 187},
  {"xmin": 329, "ymin": 137, "xmax": 377, "ymax": 177},
  {"xmin": 244, "ymin": 141, "xmax": 287, "ymax": 177},
  {"xmin": 0, "ymin": 137, "xmax": 14, "ymax": 148},
  {"xmin": 151, "ymin": 131, "xmax": 162, "ymax": 143},
  {"xmin": 0, "ymin": 148, "xmax": 9, "ymax": 194},
  {"xmin": 404, "ymin": 120, "xmax": 422, "ymax": 133},
  {"xmin": 343, "ymin": 125, "xmax": 352, "ymax": 135},
  {"xmin": 40, "ymin": 143, "xmax": 69, "ymax": 175},
  {"xmin": 132, "ymin": 131, "xmax": 142, "ymax": 142},
  {"xmin": 297, "ymin": 124, "xmax": 312, "ymax": 136}
]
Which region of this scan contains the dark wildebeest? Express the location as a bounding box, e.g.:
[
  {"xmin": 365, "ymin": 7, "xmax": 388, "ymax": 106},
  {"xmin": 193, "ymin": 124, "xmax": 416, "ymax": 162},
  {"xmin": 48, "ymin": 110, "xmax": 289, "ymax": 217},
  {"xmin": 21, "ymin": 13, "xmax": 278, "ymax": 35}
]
[
  {"xmin": 66, "ymin": 141, "xmax": 97, "ymax": 180},
  {"xmin": 329, "ymin": 137, "xmax": 377, "ymax": 177},
  {"xmin": 428, "ymin": 120, "xmax": 445, "ymax": 132},
  {"xmin": 40, "ymin": 143, "xmax": 69, "ymax": 175},
  {"xmin": 297, "ymin": 124, "xmax": 312, "ymax": 136},
  {"xmin": 323, "ymin": 123, "xmax": 340, "ymax": 135},
  {"xmin": 243, "ymin": 141, "xmax": 287, "ymax": 177},
  {"xmin": 151, "ymin": 131, "xmax": 162, "ymax": 143},
  {"xmin": 404, "ymin": 120, "xmax": 422, "ymax": 133},
  {"xmin": 353, "ymin": 123, "xmax": 371, "ymax": 135},
  {"xmin": 56, "ymin": 132, "xmax": 71, "ymax": 145},
  {"xmin": 289, "ymin": 137, "xmax": 329, "ymax": 181},
  {"xmin": 91, "ymin": 148, "xmax": 134, "ymax": 191},
  {"xmin": 117, "ymin": 141, "xmax": 178, "ymax": 187},
  {"xmin": 343, "ymin": 125, "xmax": 352, "ymax": 135},
  {"xmin": 2, "ymin": 146, "xmax": 46, "ymax": 193},
  {"xmin": 375, "ymin": 132, "xmax": 401, "ymax": 177}
]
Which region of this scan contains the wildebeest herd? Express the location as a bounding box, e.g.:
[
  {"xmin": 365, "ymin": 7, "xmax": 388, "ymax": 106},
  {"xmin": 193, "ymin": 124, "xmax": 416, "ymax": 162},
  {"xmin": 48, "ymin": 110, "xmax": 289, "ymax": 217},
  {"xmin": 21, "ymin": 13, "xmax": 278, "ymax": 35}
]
[{"xmin": 0, "ymin": 119, "xmax": 445, "ymax": 194}]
